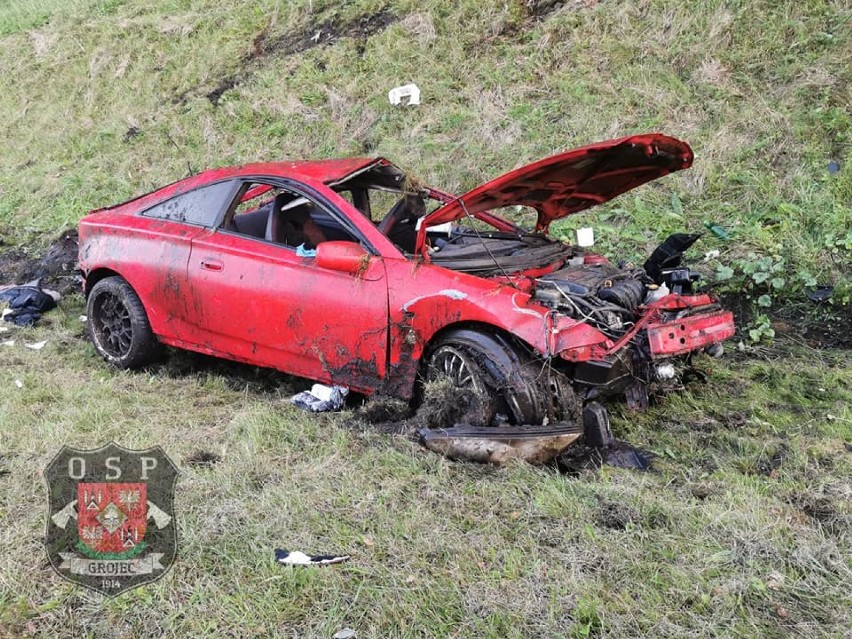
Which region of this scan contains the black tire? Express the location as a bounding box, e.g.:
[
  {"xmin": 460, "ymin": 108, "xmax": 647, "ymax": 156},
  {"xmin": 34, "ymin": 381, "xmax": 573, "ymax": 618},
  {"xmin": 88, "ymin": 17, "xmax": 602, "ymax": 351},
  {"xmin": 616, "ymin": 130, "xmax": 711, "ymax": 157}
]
[
  {"xmin": 87, "ymin": 276, "xmax": 163, "ymax": 368},
  {"xmin": 424, "ymin": 328, "xmax": 557, "ymax": 425}
]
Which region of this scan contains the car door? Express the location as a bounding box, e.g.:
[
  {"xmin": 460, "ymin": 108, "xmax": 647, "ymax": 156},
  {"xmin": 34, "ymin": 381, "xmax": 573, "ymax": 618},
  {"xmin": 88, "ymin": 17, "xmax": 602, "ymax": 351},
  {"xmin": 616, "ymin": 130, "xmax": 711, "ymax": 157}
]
[
  {"xmin": 128, "ymin": 179, "xmax": 240, "ymax": 343},
  {"xmin": 183, "ymin": 180, "xmax": 390, "ymax": 392}
]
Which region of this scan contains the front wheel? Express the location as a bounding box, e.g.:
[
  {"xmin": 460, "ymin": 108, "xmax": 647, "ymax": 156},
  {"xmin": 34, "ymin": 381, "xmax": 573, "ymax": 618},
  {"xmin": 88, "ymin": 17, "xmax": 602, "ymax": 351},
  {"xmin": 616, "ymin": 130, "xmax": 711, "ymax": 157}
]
[
  {"xmin": 424, "ymin": 328, "xmax": 571, "ymax": 425},
  {"xmin": 87, "ymin": 276, "xmax": 163, "ymax": 368}
]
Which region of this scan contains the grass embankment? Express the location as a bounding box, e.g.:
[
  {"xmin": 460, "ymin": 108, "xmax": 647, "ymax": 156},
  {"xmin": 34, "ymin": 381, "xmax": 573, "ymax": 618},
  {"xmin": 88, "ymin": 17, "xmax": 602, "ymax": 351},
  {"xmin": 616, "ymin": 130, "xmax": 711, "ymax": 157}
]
[{"xmin": 0, "ymin": 0, "xmax": 850, "ymax": 637}]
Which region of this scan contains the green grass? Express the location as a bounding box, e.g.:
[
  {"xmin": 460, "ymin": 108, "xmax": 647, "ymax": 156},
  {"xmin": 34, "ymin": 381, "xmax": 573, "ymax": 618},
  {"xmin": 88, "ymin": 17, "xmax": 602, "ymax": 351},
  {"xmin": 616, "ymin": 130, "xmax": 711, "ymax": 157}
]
[
  {"xmin": 0, "ymin": 296, "xmax": 850, "ymax": 638},
  {"xmin": 0, "ymin": 0, "xmax": 851, "ymax": 637}
]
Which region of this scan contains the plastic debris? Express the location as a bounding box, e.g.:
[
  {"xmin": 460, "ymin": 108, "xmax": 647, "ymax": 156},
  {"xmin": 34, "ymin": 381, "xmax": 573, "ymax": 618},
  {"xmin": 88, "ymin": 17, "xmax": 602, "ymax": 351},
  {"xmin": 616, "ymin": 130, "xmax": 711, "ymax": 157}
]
[
  {"xmin": 556, "ymin": 440, "xmax": 655, "ymax": 474},
  {"xmin": 14, "ymin": 379, "xmax": 23, "ymax": 389},
  {"xmin": 807, "ymin": 286, "xmax": 833, "ymax": 303},
  {"xmin": 703, "ymin": 221, "xmax": 730, "ymax": 240},
  {"xmin": 0, "ymin": 326, "xmax": 9, "ymax": 333},
  {"xmin": 79, "ymin": 315, "xmax": 87, "ymax": 323},
  {"xmin": 388, "ymin": 83, "xmax": 421, "ymax": 106},
  {"xmin": 575, "ymin": 227, "xmax": 595, "ymax": 247},
  {"xmin": 827, "ymin": 160, "xmax": 840, "ymax": 174},
  {"xmin": 295, "ymin": 243, "xmax": 317, "ymax": 258},
  {"xmin": 2, "ymin": 340, "xmax": 15, "ymax": 347},
  {"xmin": 274, "ymin": 549, "xmax": 350, "ymax": 566},
  {"xmin": 290, "ymin": 384, "xmax": 349, "ymax": 412},
  {"xmin": 25, "ymin": 340, "xmax": 47, "ymax": 350},
  {"xmin": 703, "ymin": 249, "xmax": 720, "ymax": 261},
  {"xmin": 333, "ymin": 629, "xmax": 357, "ymax": 639}
]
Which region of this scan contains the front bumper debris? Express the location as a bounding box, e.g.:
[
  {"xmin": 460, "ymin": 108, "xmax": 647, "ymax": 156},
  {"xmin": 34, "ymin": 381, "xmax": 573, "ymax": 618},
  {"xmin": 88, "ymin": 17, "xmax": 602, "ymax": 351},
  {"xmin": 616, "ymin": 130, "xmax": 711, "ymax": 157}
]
[
  {"xmin": 418, "ymin": 422, "xmax": 584, "ymax": 465},
  {"xmin": 645, "ymin": 310, "xmax": 735, "ymax": 358}
]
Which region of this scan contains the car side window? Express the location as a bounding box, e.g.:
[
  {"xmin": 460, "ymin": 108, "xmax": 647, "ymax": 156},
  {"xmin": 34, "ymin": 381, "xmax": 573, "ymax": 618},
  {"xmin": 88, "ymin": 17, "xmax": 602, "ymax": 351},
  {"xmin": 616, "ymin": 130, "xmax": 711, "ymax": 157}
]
[
  {"xmin": 225, "ymin": 181, "xmax": 363, "ymax": 252},
  {"xmin": 140, "ymin": 181, "xmax": 235, "ymax": 227}
]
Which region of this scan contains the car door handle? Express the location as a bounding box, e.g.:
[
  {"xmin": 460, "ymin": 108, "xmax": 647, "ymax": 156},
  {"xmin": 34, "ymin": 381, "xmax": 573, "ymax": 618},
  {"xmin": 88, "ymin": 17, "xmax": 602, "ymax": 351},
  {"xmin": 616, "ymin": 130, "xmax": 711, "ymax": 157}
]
[{"xmin": 200, "ymin": 258, "xmax": 224, "ymax": 271}]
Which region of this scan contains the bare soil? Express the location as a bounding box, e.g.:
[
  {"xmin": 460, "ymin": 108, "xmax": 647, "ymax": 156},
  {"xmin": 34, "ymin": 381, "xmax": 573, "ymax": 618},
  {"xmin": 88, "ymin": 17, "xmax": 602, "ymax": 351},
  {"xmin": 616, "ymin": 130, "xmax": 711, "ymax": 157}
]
[
  {"xmin": 0, "ymin": 229, "xmax": 79, "ymax": 295},
  {"xmin": 203, "ymin": 8, "xmax": 399, "ymax": 106}
]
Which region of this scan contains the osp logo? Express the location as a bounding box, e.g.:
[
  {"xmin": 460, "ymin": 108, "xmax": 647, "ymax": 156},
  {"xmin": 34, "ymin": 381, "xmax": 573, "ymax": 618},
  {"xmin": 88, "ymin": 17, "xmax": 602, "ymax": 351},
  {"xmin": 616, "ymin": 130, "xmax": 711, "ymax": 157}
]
[{"xmin": 44, "ymin": 442, "xmax": 178, "ymax": 596}]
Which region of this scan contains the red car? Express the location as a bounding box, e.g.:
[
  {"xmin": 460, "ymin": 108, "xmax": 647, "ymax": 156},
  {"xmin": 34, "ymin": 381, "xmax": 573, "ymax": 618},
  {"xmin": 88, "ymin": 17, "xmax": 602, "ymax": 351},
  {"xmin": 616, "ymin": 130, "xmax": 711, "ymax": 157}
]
[{"xmin": 78, "ymin": 133, "xmax": 734, "ymax": 431}]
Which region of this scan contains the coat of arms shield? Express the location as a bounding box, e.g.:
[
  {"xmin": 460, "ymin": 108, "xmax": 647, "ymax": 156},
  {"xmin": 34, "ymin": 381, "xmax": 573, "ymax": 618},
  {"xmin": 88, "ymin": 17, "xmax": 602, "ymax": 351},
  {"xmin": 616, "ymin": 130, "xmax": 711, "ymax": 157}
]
[{"xmin": 44, "ymin": 442, "xmax": 178, "ymax": 596}]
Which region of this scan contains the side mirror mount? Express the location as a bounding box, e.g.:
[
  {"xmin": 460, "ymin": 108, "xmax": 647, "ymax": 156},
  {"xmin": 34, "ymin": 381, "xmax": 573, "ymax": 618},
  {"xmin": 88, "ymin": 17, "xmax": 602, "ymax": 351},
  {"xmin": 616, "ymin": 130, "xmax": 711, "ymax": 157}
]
[{"xmin": 315, "ymin": 241, "xmax": 370, "ymax": 274}]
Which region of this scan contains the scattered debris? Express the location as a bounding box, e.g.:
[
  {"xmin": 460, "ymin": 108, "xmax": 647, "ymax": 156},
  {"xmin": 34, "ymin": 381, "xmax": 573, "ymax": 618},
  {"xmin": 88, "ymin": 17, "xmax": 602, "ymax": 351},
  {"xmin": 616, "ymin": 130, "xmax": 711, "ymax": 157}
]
[
  {"xmin": 807, "ymin": 286, "xmax": 833, "ymax": 303},
  {"xmin": 122, "ymin": 126, "xmax": 141, "ymax": 143},
  {"xmin": 14, "ymin": 379, "xmax": 23, "ymax": 389},
  {"xmin": 575, "ymin": 226, "xmax": 594, "ymax": 247},
  {"xmin": 419, "ymin": 422, "xmax": 584, "ymax": 465},
  {"xmin": 332, "ymin": 629, "xmax": 357, "ymax": 639},
  {"xmin": 388, "ymin": 83, "xmax": 421, "ymax": 106},
  {"xmin": 290, "ymin": 384, "xmax": 349, "ymax": 412},
  {"xmin": 274, "ymin": 549, "xmax": 349, "ymax": 566},
  {"xmin": 827, "ymin": 160, "xmax": 840, "ymax": 174},
  {"xmin": 0, "ymin": 280, "xmax": 60, "ymax": 327},
  {"xmin": 295, "ymin": 243, "xmax": 317, "ymax": 258},
  {"xmin": 25, "ymin": 340, "xmax": 47, "ymax": 351},
  {"xmin": 79, "ymin": 315, "xmax": 87, "ymax": 323},
  {"xmin": 1, "ymin": 340, "xmax": 14, "ymax": 347},
  {"xmin": 184, "ymin": 450, "xmax": 221, "ymax": 467},
  {"xmin": 555, "ymin": 441, "xmax": 655, "ymax": 475},
  {"xmin": 703, "ymin": 221, "xmax": 730, "ymax": 240}
]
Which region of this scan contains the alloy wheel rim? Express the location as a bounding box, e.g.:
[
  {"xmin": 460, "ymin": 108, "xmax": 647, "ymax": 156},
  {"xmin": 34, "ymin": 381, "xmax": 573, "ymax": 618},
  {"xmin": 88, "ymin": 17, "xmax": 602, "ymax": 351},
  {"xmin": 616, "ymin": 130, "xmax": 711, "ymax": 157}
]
[
  {"xmin": 94, "ymin": 293, "xmax": 133, "ymax": 357},
  {"xmin": 428, "ymin": 345, "xmax": 481, "ymax": 390}
]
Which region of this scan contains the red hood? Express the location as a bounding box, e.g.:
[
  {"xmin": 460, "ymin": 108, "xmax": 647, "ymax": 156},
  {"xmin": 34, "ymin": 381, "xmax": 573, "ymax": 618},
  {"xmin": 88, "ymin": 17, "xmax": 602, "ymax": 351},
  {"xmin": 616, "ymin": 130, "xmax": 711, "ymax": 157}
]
[{"xmin": 423, "ymin": 133, "xmax": 693, "ymax": 232}]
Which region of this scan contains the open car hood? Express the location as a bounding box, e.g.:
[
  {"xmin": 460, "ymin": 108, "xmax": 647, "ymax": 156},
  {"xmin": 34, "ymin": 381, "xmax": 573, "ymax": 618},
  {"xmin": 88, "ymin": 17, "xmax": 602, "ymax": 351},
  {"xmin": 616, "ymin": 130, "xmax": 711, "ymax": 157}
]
[{"xmin": 422, "ymin": 133, "xmax": 693, "ymax": 232}]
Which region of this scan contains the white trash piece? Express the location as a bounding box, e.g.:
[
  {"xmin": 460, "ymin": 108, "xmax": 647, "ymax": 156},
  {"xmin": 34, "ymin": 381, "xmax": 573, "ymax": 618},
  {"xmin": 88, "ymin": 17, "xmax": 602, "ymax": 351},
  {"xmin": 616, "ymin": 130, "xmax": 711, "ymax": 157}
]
[
  {"xmin": 310, "ymin": 383, "xmax": 336, "ymax": 402},
  {"xmin": 576, "ymin": 227, "xmax": 595, "ymax": 247},
  {"xmin": 290, "ymin": 384, "xmax": 349, "ymax": 412},
  {"xmin": 388, "ymin": 83, "xmax": 421, "ymax": 106},
  {"xmin": 25, "ymin": 340, "xmax": 47, "ymax": 351}
]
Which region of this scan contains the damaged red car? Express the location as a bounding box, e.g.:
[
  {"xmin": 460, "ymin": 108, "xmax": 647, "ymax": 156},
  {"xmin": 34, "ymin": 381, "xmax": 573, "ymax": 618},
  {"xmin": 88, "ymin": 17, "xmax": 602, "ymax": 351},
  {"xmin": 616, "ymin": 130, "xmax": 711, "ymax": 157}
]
[{"xmin": 78, "ymin": 133, "xmax": 734, "ymax": 447}]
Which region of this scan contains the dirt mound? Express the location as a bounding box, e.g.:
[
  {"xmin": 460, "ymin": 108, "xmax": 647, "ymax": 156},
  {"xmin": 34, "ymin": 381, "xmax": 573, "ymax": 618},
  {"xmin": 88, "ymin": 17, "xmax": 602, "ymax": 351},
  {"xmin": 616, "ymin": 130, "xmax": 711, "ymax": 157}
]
[
  {"xmin": 351, "ymin": 379, "xmax": 494, "ymax": 436},
  {"xmin": 0, "ymin": 229, "xmax": 79, "ymax": 295}
]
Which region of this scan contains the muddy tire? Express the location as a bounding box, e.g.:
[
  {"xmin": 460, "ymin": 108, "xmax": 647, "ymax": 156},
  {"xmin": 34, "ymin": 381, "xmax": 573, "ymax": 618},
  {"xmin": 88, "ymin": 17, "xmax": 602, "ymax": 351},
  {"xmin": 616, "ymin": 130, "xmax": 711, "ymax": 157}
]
[
  {"xmin": 424, "ymin": 329, "xmax": 552, "ymax": 425},
  {"xmin": 87, "ymin": 276, "xmax": 163, "ymax": 368}
]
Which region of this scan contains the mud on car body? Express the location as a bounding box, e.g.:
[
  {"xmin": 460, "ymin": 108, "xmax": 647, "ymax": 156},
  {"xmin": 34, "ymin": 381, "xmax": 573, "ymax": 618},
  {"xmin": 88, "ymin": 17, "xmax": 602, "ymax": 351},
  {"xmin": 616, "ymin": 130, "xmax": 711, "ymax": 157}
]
[{"xmin": 78, "ymin": 133, "xmax": 734, "ymax": 446}]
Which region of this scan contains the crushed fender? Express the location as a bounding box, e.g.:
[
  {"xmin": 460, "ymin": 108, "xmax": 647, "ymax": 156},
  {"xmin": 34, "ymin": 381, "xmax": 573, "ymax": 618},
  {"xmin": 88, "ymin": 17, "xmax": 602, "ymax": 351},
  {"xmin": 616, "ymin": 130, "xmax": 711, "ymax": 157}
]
[{"xmin": 418, "ymin": 422, "xmax": 583, "ymax": 465}]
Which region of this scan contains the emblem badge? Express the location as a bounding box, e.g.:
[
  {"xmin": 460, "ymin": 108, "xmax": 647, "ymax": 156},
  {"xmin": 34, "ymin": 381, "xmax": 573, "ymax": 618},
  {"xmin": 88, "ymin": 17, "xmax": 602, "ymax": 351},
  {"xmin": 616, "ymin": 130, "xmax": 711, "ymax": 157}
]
[{"xmin": 44, "ymin": 442, "xmax": 178, "ymax": 596}]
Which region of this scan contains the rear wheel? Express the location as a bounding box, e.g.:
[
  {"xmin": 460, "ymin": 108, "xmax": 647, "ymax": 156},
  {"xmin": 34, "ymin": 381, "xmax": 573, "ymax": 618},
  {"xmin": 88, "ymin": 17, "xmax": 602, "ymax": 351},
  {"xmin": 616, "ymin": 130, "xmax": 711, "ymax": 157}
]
[
  {"xmin": 87, "ymin": 276, "xmax": 163, "ymax": 368},
  {"xmin": 423, "ymin": 328, "xmax": 577, "ymax": 425}
]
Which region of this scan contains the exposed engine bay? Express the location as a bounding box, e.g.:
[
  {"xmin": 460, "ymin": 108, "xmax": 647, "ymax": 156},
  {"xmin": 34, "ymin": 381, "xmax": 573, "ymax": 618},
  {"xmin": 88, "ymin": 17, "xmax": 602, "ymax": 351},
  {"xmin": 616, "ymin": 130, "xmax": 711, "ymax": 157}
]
[{"xmin": 534, "ymin": 262, "xmax": 647, "ymax": 336}]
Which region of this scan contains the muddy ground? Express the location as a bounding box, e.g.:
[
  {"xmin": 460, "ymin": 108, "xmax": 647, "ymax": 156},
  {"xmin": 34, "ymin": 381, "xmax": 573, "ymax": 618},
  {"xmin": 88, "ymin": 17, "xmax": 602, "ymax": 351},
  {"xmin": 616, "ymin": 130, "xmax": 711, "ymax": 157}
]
[{"xmin": 0, "ymin": 229, "xmax": 79, "ymax": 296}]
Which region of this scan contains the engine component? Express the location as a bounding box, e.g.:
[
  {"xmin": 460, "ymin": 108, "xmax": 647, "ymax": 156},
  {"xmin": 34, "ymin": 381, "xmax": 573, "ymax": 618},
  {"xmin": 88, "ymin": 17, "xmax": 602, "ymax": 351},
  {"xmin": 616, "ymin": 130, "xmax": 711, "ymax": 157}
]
[{"xmin": 534, "ymin": 263, "xmax": 645, "ymax": 335}]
